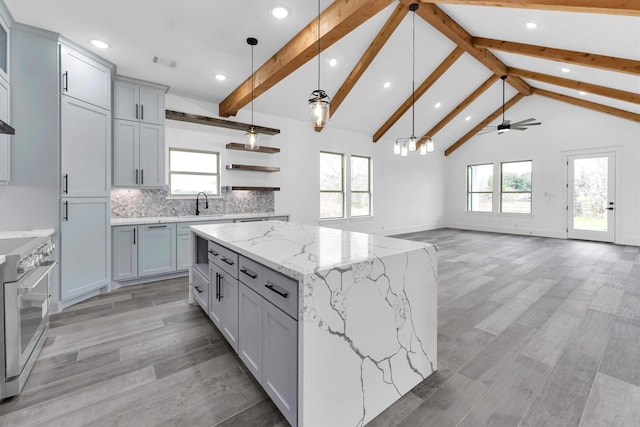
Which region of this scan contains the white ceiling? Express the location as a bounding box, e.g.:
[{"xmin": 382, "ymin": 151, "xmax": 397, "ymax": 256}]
[{"xmin": 5, "ymin": 0, "xmax": 639, "ymax": 145}]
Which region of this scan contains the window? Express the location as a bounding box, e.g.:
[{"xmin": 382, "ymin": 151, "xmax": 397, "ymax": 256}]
[
  {"xmin": 350, "ymin": 155, "xmax": 371, "ymax": 217},
  {"xmin": 320, "ymin": 152, "xmax": 344, "ymax": 219},
  {"xmin": 467, "ymin": 164, "xmax": 493, "ymax": 212},
  {"xmin": 169, "ymin": 148, "xmax": 220, "ymax": 197},
  {"xmin": 501, "ymin": 160, "xmax": 532, "ymax": 213}
]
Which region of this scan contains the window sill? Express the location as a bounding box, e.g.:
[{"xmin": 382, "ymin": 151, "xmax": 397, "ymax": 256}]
[
  {"xmin": 464, "ymin": 211, "xmax": 533, "ymax": 218},
  {"xmin": 319, "ymin": 217, "xmax": 348, "ymax": 224},
  {"xmin": 349, "ymin": 215, "xmax": 375, "ymax": 221}
]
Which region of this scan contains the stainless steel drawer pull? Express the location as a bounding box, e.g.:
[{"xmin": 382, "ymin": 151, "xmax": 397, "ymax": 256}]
[
  {"xmin": 221, "ymin": 257, "xmax": 235, "ymax": 266},
  {"xmin": 240, "ymin": 268, "xmax": 257, "ymax": 279},
  {"xmin": 265, "ymin": 282, "xmax": 289, "ymax": 299},
  {"xmin": 194, "ymin": 285, "xmax": 203, "ymax": 293},
  {"xmin": 208, "ymin": 250, "xmax": 219, "ymax": 256},
  {"xmin": 148, "ymin": 225, "xmax": 167, "ymax": 229}
]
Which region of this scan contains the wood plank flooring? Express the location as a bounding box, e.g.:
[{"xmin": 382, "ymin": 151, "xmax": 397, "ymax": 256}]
[{"xmin": 1, "ymin": 228, "xmax": 639, "ymax": 426}]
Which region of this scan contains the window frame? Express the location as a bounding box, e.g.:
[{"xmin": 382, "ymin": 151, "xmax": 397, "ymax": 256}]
[
  {"xmin": 168, "ymin": 147, "xmax": 221, "ymax": 198},
  {"xmin": 349, "ymin": 155, "xmax": 372, "ymax": 218},
  {"xmin": 467, "ymin": 163, "xmax": 494, "ymax": 213},
  {"xmin": 319, "ymin": 151, "xmax": 345, "ymax": 220},
  {"xmin": 500, "ymin": 160, "xmax": 533, "ymax": 214}
]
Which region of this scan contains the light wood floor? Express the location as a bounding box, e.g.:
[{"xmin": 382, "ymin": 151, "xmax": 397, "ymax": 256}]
[{"xmin": 1, "ymin": 228, "xmax": 639, "ymax": 426}]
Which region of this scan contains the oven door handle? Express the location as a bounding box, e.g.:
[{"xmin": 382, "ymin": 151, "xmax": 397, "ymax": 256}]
[{"xmin": 17, "ymin": 261, "xmax": 57, "ymax": 295}]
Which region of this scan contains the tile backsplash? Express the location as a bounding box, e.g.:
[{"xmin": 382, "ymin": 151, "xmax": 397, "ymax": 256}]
[{"xmin": 111, "ymin": 188, "xmax": 275, "ymax": 218}]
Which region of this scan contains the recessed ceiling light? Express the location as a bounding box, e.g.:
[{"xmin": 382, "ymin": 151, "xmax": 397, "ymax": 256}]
[
  {"xmin": 465, "ymin": 116, "xmax": 471, "ymax": 121},
  {"xmin": 525, "ymin": 22, "xmax": 538, "ymax": 29},
  {"xmin": 578, "ymin": 91, "xmax": 587, "ymax": 96},
  {"xmin": 215, "ymin": 74, "xmax": 227, "ymax": 81},
  {"xmin": 435, "ymin": 102, "xmax": 441, "ymax": 108},
  {"xmin": 91, "ymin": 39, "xmax": 109, "ymax": 49},
  {"xmin": 383, "ymin": 81, "xmax": 391, "ymax": 89},
  {"xmin": 561, "ymin": 67, "xmax": 571, "ymax": 73},
  {"xmin": 328, "ymin": 58, "xmax": 337, "ymax": 67},
  {"xmin": 271, "ymin": 7, "xmax": 289, "ymax": 19}
]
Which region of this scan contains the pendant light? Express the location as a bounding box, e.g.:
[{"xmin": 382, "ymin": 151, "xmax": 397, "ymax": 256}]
[
  {"xmin": 308, "ymin": 0, "xmax": 330, "ymax": 131},
  {"xmin": 245, "ymin": 37, "xmax": 260, "ymax": 150}
]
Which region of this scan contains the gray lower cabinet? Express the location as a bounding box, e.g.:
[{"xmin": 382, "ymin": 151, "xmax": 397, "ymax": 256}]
[
  {"xmin": 209, "ymin": 261, "xmax": 238, "ymax": 352},
  {"xmin": 112, "ymin": 225, "xmax": 137, "ymax": 281},
  {"xmin": 192, "ymin": 267, "xmax": 208, "ymax": 312},
  {"xmin": 138, "ymin": 224, "xmax": 176, "ymax": 276},
  {"xmin": 176, "ymin": 234, "xmax": 190, "ymax": 271},
  {"xmin": 239, "ymin": 283, "xmax": 263, "ymax": 380},
  {"xmin": 61, "ymin": 198, "xmax": 110, "ymax": 300},
  {"xmin": 263, "ymin": 299, "xmax": 298, "ymax": 425}
]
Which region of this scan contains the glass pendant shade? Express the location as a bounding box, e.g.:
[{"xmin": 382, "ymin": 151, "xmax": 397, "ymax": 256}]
[
  {"xmin": 245, "ymin": 127, "xmax": 260, "ymax": 150},
  {"xmin": 426, "ymin": 137, "xmax": 434, "ymax": 152},
  {"xmin": 419, "ymin": 141, "xmax": 427, "ymax": 155},
  {"xmin": 393, "ymin": 139, "xmax": 401, "ymax": 155},
  {"xmin": 401, "ymin": 141, "xmax": 409, "ymax": 157},
  {"xmin": 409, "ymin": 136, "xmax": 417, "ymax": 151},
  {"xmin": 309, "ymin": 89, "xmax": 330, "ymax": 131}
]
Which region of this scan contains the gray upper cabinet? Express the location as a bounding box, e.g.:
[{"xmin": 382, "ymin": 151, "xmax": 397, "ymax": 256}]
[
  {"xmin": 0, "ymin": 78, "xmax": 9, "ymax": 184},
  {"xmin": 60, "ymin": 198, "xmax": 110, "ymax": 300},
  {"xmin": 113, "ymin": 77, "xmax": 166, "ymax": 125},
  {"xmin": 113, "ymin": 119, "xmax": 164, "ymax": 188},
  {"xmin": 112, "ymin": 225, "xmax": 138, "ymax": 281},
  {"xmin": 60, "ymin": 44, "xmax": 111, "ymax": 110},
  {"xmin": 138, "ymin": 223, "xmax": 177, "ymax": 277},
  {"xmin": 61, "ymin": 96, "xmax": 111, "ymax": 197}
]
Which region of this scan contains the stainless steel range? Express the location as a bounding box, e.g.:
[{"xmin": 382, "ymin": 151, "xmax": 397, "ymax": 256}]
[{"xmin": 0, "ymin": 229, "xmax": 56, "ymax": 400}]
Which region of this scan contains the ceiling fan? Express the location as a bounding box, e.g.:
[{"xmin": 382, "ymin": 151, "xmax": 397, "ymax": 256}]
[{"xmin": 479, "ymin": 75, "xmax": 541, "ymax": 135}]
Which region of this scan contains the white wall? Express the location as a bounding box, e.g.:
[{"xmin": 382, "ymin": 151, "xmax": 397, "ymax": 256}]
[
  {"xmin": 165, "ymin": 94, "xmax": 447, "ymax": 235},
  {"xmin": 443, "ymin": 95, "xmax": 640, "ymax": 245}
]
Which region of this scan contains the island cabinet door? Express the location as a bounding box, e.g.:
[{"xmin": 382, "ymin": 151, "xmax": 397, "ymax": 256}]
[
  {"xmin": 220, "ymin": 274, "xmax": 239, "ymax": 353},
  {"xmin": 238, "ymin": 283, "xmax": 263, "ymax": 382},
  {"xmin": 262, "ymin": 301, "xmax": 298, "ymax": 426},
  {"xmin": 208, "ymin": 263, "xmax": 223, "ymax": 328}
]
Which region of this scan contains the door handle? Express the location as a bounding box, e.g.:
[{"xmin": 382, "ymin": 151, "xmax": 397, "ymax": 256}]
[
  {"xmin": 265, "ymin": 282, "xmax": 289, "ymax": 299},
  {"xmin": 135, "ymin": 169, "xmax": 139, "ymax": 185},
  {"xmin": 221, "ymin": 257, "xmax": 234, "ymax": 266},
  {"xmin": 135, "ymin": 104, "xmax": 139, "ymax": 119},
  {"xmin": 141, "ymin": 104, "xmax": 144, "ymax": 121},
  {"xmin": 62, "ymin": 71, "xmax": 68, "ymax": 92},
  {"xmin": 133, "ymin": 228, "xmax": 136, "ymax": 244},
  {"xmin": 606, "ymin": 207, "xmax": 614, "ymax": 210},
  {"xmin": 141, "ymin": 169, "xmax": 144, "ymax": 185},
  {"xmin": 240, "ymin": 268, "xmax": 257, "ymax": 279},
  {"xmin": 218, "ymin": 273, "xmax": 224, "ymax": 300},
  {"xmin": 63, "ymin": 174, "xmax": 69, "ymax": 194},
  {"xmin": 148, "ymin": 225, "xmax": 167, "ymax": 229},
  {"xmin": 63, "ymin": 201, "xmax": 69, "ymax": 221}
]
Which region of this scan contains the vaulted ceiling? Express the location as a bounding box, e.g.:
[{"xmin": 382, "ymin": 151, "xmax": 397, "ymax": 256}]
[{"xmin": 6, "ymin": 0, "xmax": 640, "ymax": 155}]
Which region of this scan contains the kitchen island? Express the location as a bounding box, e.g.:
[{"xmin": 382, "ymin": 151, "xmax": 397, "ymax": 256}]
[{"xmin": 190, "ymin": 220, "xmax": 437, "ymax": 426}]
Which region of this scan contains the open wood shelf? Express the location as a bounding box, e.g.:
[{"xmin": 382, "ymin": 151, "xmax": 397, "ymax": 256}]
[
  {"xmin": 226, "ymin": 164, "xmax": 280, "ymax": 172},
  {"xmin": 226, "ymin": 143, "xmax": 280, "ymax": 154},
  {"xmin": 224, "ymin": 186, "xmax": 280, "ymax": 191},
  {"xmin": 165, "ymin": 110, "xmax": 280, "ymax": 135}
]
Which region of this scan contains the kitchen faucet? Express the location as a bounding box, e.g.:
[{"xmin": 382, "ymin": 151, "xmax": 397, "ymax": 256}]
[{"xmin": 195, "ymin": 192, "xmax": 208, "ymax": 215}]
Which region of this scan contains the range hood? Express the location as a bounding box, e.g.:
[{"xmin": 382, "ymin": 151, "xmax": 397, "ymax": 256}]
[{"xmin": 0, "ymin": 118, "xmax": 14, "ymax": 134}]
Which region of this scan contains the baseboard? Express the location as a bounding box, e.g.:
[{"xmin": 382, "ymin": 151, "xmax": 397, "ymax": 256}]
[
  {"xmin": 444, "ymin": 223, "xmax": 566, "ymax": 239},
  {"xmin": 110, "ymin": 271, "xmax": 189, "ymax": 291},
  {"xmin": 617, "ymin": 237, "xmax": 640, "ymax": 247},
  {"xmin": 375, "ymin": 222, "xmax": 444, "ymax": 237}
]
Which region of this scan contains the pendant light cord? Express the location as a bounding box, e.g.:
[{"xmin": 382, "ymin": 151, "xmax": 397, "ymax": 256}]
[
  {"xmin": 251, "ymin": 44, "xmax": 255, "ymax": 127},
  {"xmin": 411, "ymin": 8, "xmax": 416, "ymax": 137},
  {"xmin": 502, "ymin": 76, "xmax": 506, "ymax": 122},
  {"xmin": 317, "ymin": 0, "xmax": 321, "ymax": 91}
]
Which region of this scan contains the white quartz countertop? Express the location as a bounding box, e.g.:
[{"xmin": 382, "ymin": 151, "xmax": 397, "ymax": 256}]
[
  {"xmin": 111, "ymin": 212, "xmax": 288, "ymax": 226},
  {"xmin": 191, "ymin": 220, "xmax": 434, "ymax": 281},
  {"xmin": 0, "ymin": 228, "xmax": 55, "ymax": 239}
]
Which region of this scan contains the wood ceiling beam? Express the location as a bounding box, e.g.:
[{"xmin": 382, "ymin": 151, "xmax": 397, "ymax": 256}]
[
  {"xmin": 509, "ymin": 67, "xmax": 640, "ymax": 104},
  {"xmin": 398, "ymin": 0, "xmax": 531, "ymax": 95},
  {"xmin": 373, "ymin": 46, "xmax": 465, "ymax": 142},
  {"xmin": 417, "ymin": 74, "xmax": 499, "ymax": 147},
  {"xmin": 411, "ymin": 1, "xmax": 640, "ymax": 16},
  {"xmin": 474, "ymin": 38, "xmax": 640, "ymax": 75},
  {"xmin": 532, "ymin": 87, "xmax": 640, "ymax": 122},
  {"xmin": 218, "ymin": 0, "xmax": 394, "ymax": 118},
  {"xmin": 444, "ymin": 92, "xmax": 525, "ymax": 156},
  {"xmin": 330, "ymin": 3, "xmax": 409, "ymax": 119}
]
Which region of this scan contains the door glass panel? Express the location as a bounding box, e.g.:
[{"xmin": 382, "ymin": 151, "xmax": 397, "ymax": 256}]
[{"xmin": 573, "ymin": 157, "xmax": 608, "ymax": 232}]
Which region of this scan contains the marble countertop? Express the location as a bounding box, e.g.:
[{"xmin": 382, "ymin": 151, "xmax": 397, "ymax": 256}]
[
  {"xmin": 0, "ymin": 229, "xmax": 55, "ymax": 239},
  {"xmin": 111, "ymin": 212, "xmax": 289, "ymax": 226},
  {"xmin": 191, "ymin": 220, "xmax": 434, "ymax": 281}
]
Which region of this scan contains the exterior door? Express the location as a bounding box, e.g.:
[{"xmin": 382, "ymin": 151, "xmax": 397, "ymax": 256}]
[{"xmin": 567, "ymin": 152, "xmax": 616, "ymax": 242}]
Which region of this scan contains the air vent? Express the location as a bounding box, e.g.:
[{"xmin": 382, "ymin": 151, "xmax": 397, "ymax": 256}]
[{"xmin": 152, "ymin": 56, "xmax": 177, "ymax": 69}]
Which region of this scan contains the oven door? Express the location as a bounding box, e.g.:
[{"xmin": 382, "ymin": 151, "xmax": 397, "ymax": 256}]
[{"xmin": 4, "ymin": 261, "xmax": 56, "ymax": 379}]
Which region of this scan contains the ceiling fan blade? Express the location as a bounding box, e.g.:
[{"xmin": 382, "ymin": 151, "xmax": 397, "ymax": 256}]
[
  {"xmin": 523, "ymin": 122, "xmax": 542, "ymax": 126},
  {"xmin": 510, "ymin": 118, "xmax": 536, "ymax": 126},
  {"xmin": 510, "ymin": 127, "xmax": 528, "ymax": 131},
  {"xmin": 477, "ymin": 129, "xmax": 495, "ymax": 135}
]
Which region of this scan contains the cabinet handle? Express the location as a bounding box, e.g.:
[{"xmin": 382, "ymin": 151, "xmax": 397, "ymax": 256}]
[
  {"xmin": 221, "ymin": 257, "xmax": 234, "ymax": 266},
  {"xmin": 194, "ymin": 285, "xmax": 202, "ymax": 293},
  {"xmin": 240, "ymin": 268, "xmax": 257, "ymax": 279},
  {"xmin": 208, "ymin": 250, "xmax": 219, "ymax": 257},
  {"xmin": 63, "ymin": 201, "xmax": 69, "ymax": 221},
  {"xmin": 148, "ymin": 225, "xmax": 167, "ymax": 229},
  {"xmin": 215, "ymin": 272, "xmax": 221, "ymax": 301},
  {"xmin": 63, "ymin": 173, "xmax": 69, "ymax": 194},
  {"xmin": 141, "ymin": 104, "xmax": 144, "ymax": 121},
  {"xmin": 606, "ymin": 207, "xmax": 614, "ymax": 210},
  {"xmin": 141, "ymin": 169, "xmax": 144, "ymax": 185},
  {"xmin": 133, "ymin": 228, "xmax": 136, "ymax": 244},
  {"xmin": 62, "ymin": 71, "xmax": 68, "ymax": 92},
  {"xmin": 135, "ymin": 104, "xmax": 139, "ymax": 119},
  {"xmin": 265, "ymin": 282, "xmax": 289, "ymax": 299},
  {"xmin": 135, "ymin": 169, "xmax": 139, "ymax": 185}
]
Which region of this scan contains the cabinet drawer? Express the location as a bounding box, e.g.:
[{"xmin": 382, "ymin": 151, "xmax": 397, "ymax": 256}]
[
  {"xmin": 238, "ymin": 255, "xmax": 263, "ymax": 295},
  {"xmin": 208, "ymin": 240, "xmax": 238, "ymax": 278},
  {"xmin": 263, "ymin": 268, "xmax": 298, "ymax": 320},
  {"xmin": 192, "ymin": 268, "xmax": 208, "ymax": 312}
]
